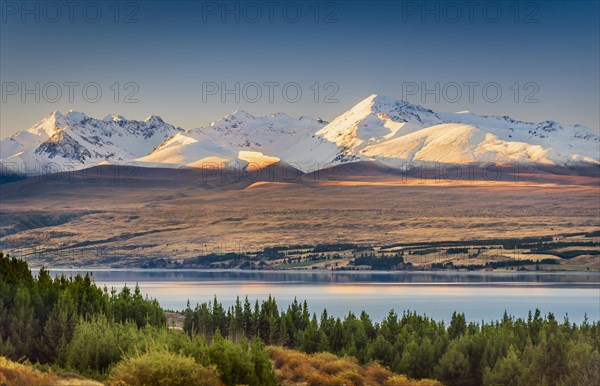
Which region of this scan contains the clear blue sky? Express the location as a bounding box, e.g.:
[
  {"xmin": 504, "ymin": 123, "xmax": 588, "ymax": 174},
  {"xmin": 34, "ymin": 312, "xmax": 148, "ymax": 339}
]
[{"xmin": 1, "ymin": 0, "xmax": 598, "ymax": 137}]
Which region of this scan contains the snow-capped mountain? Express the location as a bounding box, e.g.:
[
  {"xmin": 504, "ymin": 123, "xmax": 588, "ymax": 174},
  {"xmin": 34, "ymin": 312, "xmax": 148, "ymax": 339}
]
[
  {"xmin": 280, "ymin": 95, "xmax": 445, "ymax": 169},
  {"xmin": 284, "ymin": 94, "xmax": 599, "ymax": 169},
  {"xmin": 136, "ymin": 111, "xmax": 326, "ymax": 169},
  {"xmin": 0, "ymin": 111, "xmax": 182, "ymax": 174},
  {"xmin": 1, "ymin": 95, "xmax": 598, "ymax": 176}
]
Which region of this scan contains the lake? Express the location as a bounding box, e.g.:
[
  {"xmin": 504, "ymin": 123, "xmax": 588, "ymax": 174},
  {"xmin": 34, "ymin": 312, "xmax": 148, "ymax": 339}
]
[{"xmin": 43, "ymin": 269, "xmax": 600, "ymax": 323}]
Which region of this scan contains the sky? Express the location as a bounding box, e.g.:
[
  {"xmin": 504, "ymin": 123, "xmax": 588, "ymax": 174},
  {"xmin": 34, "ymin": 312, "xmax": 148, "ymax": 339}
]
[{"xmin": 1, "ymin": 0, "xmax": 598, "ymax": 137}]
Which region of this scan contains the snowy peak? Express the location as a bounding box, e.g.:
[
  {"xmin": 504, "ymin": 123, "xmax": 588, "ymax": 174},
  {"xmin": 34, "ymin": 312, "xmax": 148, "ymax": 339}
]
[
  {"xmin": 369, "ymin": 95, "xmax": 442, "ymax": 126},
  {"xmin": 1, "ymin": 111, "xmax": 182, "ymax": 170},
  {"xmin": 207, "ymin": 110, "xmax": 255, "ymax": 127},
  {"xmin": 140, "ymin": 111, "xmax": 327, "ymax": 169},
  {"xmin": 198, "ymin": 110, "xmax": 324, "ymax": 148},
  {"xmin": 347, "ymin": 94, "xmax": 442, "ymax": 124},
  {"xmin": 26, "ymin": 111, "xmax": 66, "ymax": 137},
  {"xmin": 64, "ymin": 110, "xmax": 89, "ymax": 123},
  {"xmin": 313, "ymin": 94, "xmax": 443, "ymax": 160},
  {"xmin": 297, "ymin": 94, "xmax": 599, "ymax": 169},
  {"xmin": 144, "ymin": 114, "xmax": 165, "ymax": 124},
  {"xmin": 103, "ymin": 114, "xmax": 127, "ymax": 123}
]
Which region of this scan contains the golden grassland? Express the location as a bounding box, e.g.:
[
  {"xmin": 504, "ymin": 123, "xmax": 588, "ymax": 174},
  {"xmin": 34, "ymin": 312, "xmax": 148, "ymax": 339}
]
[
  {"xmin": 0, "ymin": 356, "xmax": 101, "ymax": 386},
  {"xmin": 1, "ymin": 166, "xmax": 598, "ymax": 267},
  {"xmin": 267, "ymin": 346, "xmax": 443, "ymax": 386}
]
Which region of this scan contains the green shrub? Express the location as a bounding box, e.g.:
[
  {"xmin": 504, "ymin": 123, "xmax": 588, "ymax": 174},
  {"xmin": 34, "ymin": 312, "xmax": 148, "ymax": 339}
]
[
  {"xmin": 107, "ymin": 350, "xmax": 223, "ymax": 386},
  {"xmin": 65, "ymin": 315, "xmax": 141, "ymax": 376}
]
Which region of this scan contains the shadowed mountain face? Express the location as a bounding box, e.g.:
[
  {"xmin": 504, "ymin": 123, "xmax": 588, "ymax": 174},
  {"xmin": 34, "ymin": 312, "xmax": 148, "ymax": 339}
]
[
  {"xmin": 307, "ymin": 161, "xmax": 600, "ymax": 186},
  {"xmin": 0, "ymin": 163, "xmax": 306, "ymax": 195}
]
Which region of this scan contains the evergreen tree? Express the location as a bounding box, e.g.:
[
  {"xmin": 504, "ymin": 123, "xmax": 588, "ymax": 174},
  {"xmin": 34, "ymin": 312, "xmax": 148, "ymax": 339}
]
[
  {"xmin": 434, "ymin": 342, "xmax": 471, "ymax": 386},
  {"xmin": 7, "ymin": 285, "xmax": 38, "ymax": 358},
  {"xmin": 43, "ymin": 289, "xmax": 77, "ymax": 362},
  {"xmin": 449, "ymin": 312, "xmax": 467, "ymax": 340}
]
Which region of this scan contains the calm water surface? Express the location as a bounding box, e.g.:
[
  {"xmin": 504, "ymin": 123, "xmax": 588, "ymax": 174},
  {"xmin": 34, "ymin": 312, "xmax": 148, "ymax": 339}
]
[{"xmin": 44, "ymin": 269, "xmax": 600, "ymax": 323}]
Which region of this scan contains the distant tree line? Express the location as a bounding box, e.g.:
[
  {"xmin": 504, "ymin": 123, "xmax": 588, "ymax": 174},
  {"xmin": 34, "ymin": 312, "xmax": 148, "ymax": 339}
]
[
  {"xmin": 446, "ymin": 248, "xmax": 469, "ymax": 254},
  {"xmin": 352, "ymin": 253, "xmax": 408, "ymax": 270},
  {"xmin": 528, "ymin": 241, "xmax": 600, "ymax": 251},
  {"xmin": 379, "ymin": 236, "xmax": 557, "ymax": 251},
  {"xmin": 431, "ymin": 259, "xmax": 560, "ymax": 271},
  {"xmin": 312, "ymin": 243, "xmax": 370, "ymax": 253},
  {"xmin": 182, "ymin": 253, "xmax": 252, "ymax": 268}
]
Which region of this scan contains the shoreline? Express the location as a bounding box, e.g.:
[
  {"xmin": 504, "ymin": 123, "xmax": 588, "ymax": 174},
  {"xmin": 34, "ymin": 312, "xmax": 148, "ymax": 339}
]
[{"xmin": 30, "ymin": 267, "xmax": 600, "ymax": 274}]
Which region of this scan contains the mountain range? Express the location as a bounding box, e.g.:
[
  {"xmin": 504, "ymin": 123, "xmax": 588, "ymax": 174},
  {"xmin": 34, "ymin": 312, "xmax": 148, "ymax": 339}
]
[{"xmin": 1, "ymin": 94, "xmax": 598, "ymax": 176}]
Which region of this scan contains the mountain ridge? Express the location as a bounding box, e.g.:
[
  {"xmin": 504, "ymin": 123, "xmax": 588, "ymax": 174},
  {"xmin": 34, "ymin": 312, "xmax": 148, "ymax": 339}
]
[{"xmin": 1, "ymin": 95, "xmax": 598, "ymax": 176}]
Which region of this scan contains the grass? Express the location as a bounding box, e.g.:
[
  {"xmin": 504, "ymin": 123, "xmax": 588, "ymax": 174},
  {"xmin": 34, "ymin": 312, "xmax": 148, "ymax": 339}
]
[
  {"xmin": 267, "ymin": 346, "xmax": 443, "ymax": 386},
  {"xmin": 0, "ymin": 356, "xmax": 101, "ymax": 386}
]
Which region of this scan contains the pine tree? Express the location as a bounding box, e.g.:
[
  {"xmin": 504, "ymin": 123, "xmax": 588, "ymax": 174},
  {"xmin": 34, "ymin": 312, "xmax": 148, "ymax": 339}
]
[
  {"xmin": 183, "ymin": 300, "xmax": 194, "ymax": 336},
  {"xmin": 449, "ymin": 312, "xmax": 467, "ymax": 339},
  {"xmin": 434, "ymin": 342, "xmax": 471, "ymax": 386},
  {"xmin": 8, "ymin": 285, "xmax": 38, "ymax": 357},
  {"xmin": 251, "ymin": 337, "xmax": 277, "ymax": 386},
  {"xmin": 300, "ymin": 313, "xmax": 326, "ymax": 354},
  {"xmin": 482, "ymin": 345, "xmax": 523, "ymax": 386},
  {"xmin": 43, "ymin": 290, "xmax": 77, "ymax": 362},
  {"xmin": 242, "ymin": 296, "xmax": 253, "ymax": 337}
]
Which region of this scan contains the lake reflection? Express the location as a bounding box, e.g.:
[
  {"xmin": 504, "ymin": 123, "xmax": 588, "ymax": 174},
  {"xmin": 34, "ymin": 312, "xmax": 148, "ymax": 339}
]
[{"xmin": 44, "ymin": 269, "xmax": 600, "ymax": 323}]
